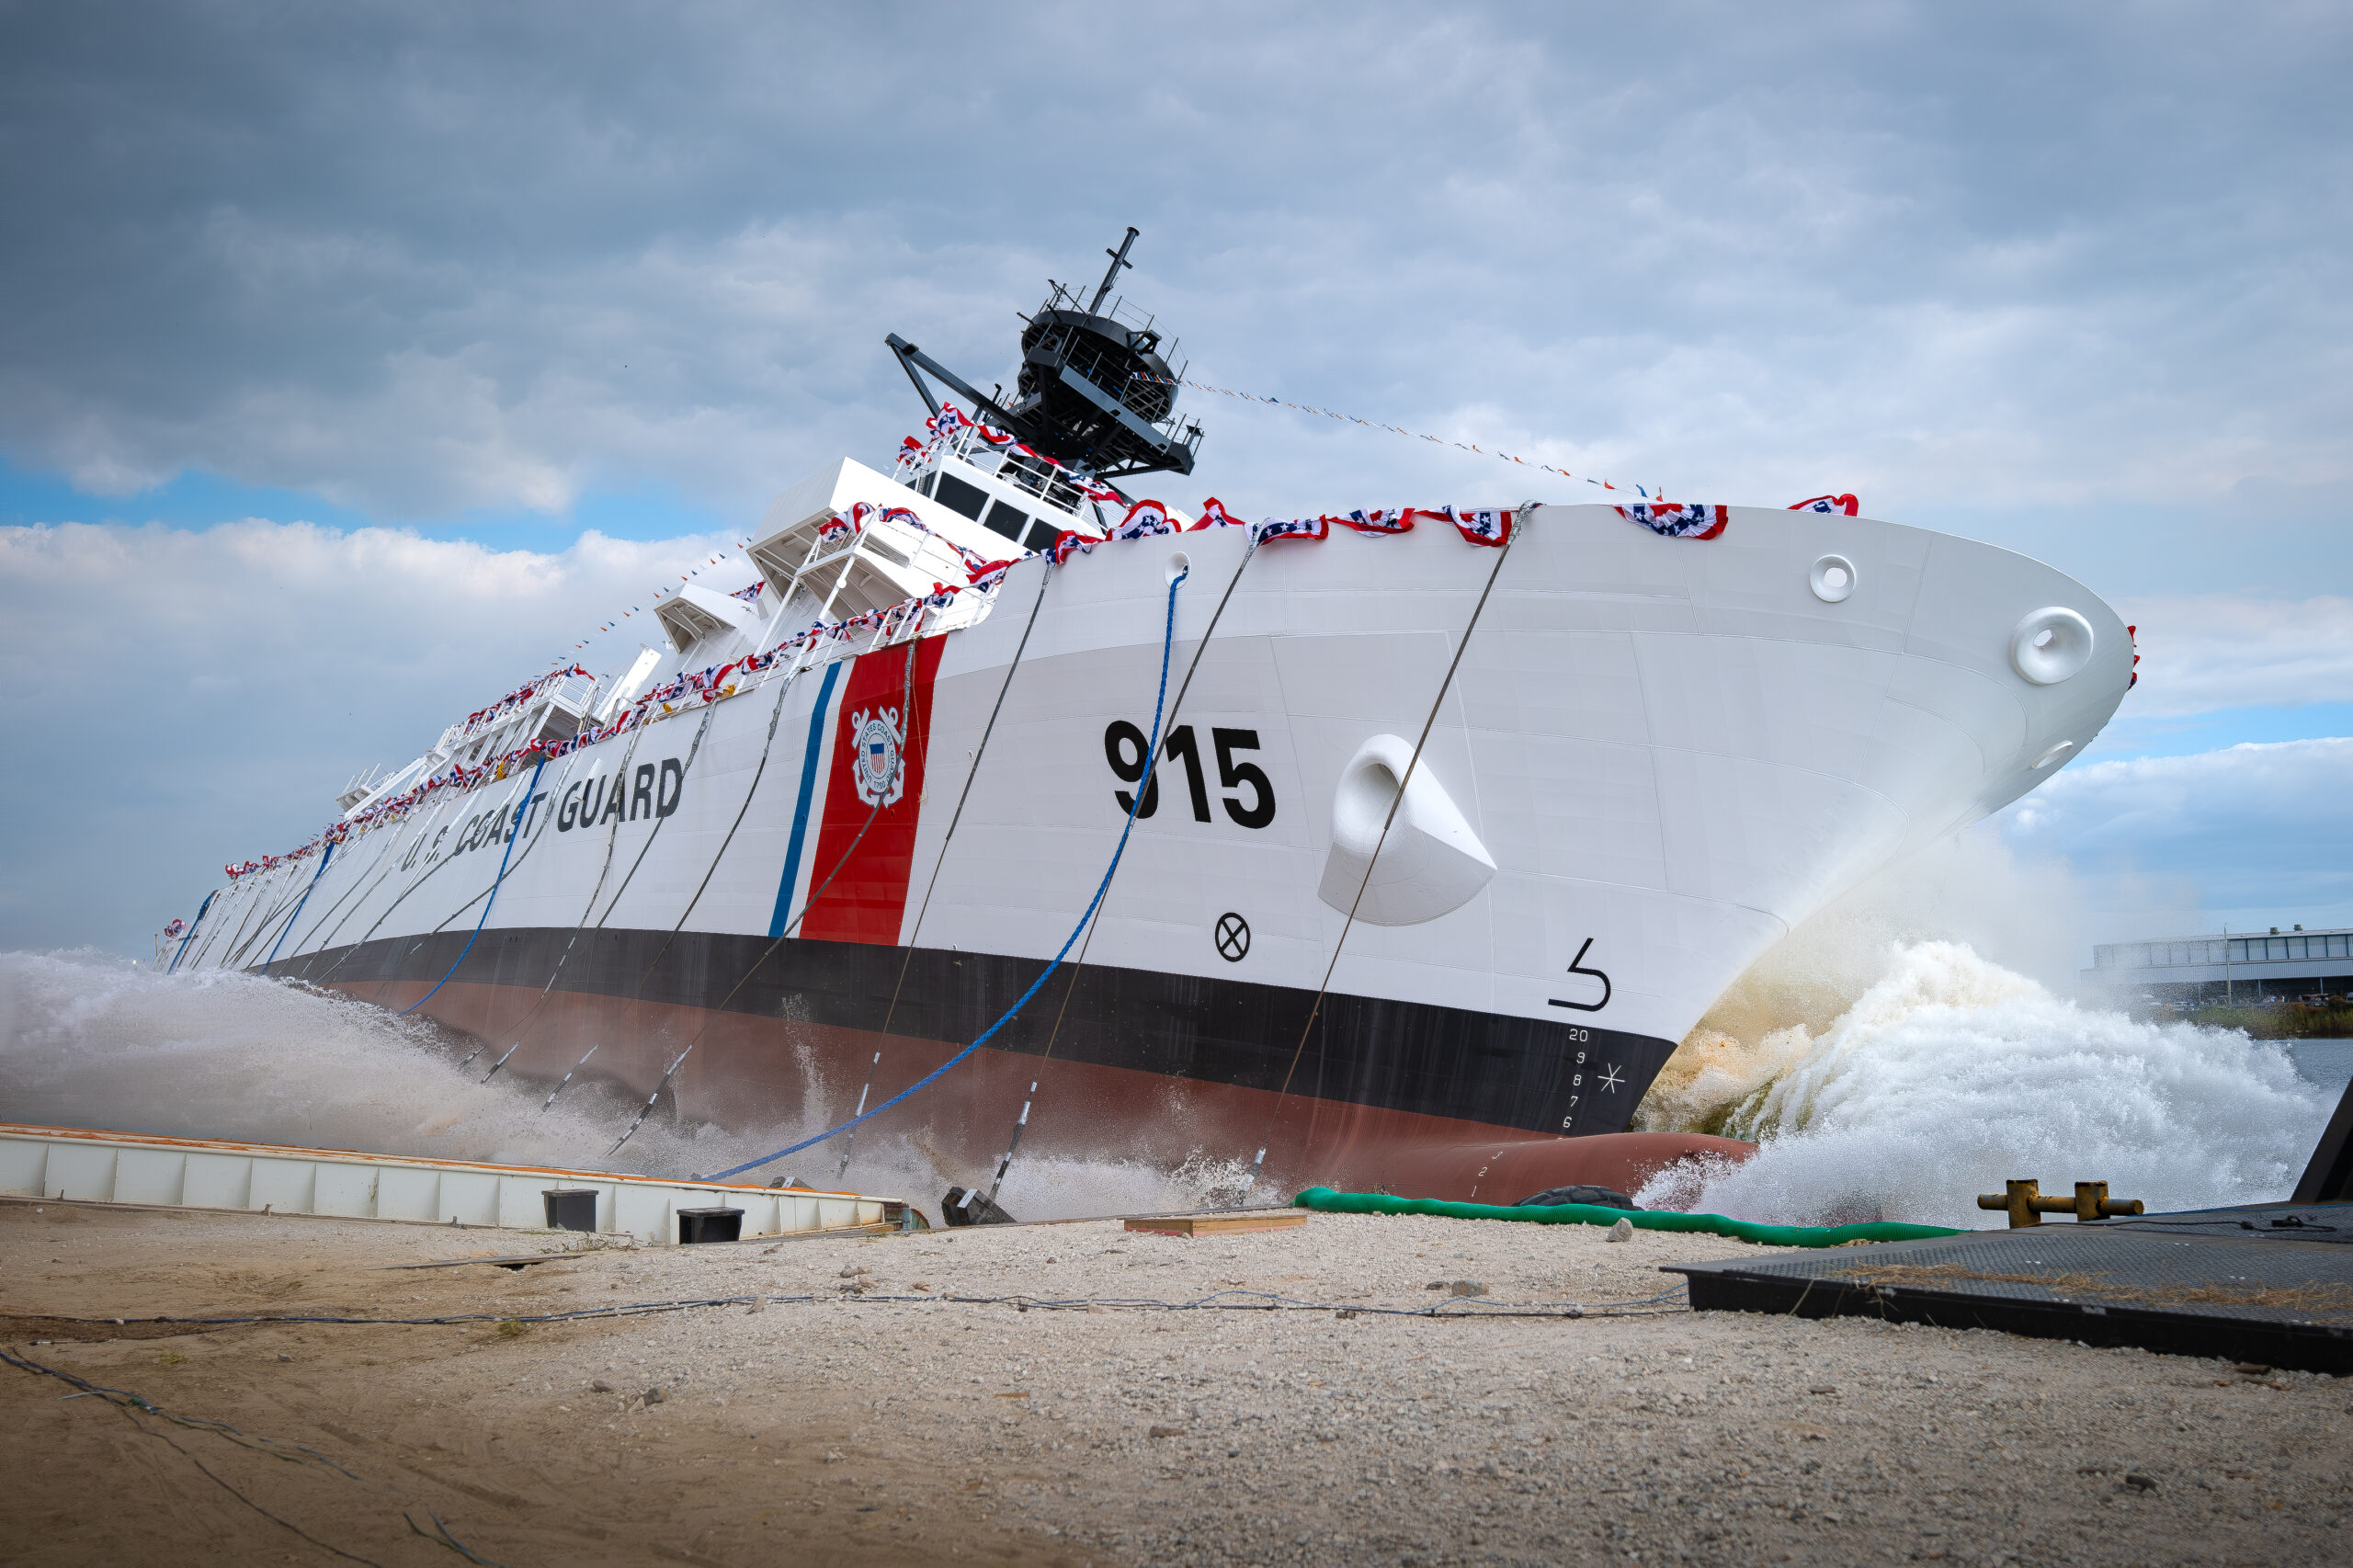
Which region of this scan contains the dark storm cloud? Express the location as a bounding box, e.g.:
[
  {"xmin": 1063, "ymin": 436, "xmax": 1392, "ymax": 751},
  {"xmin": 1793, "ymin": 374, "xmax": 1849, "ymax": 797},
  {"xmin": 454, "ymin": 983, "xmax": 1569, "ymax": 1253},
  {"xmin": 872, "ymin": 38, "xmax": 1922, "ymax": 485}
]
[{"xmin": 5, "ymin": 2, "xmax": 2348, "ymax": 522}]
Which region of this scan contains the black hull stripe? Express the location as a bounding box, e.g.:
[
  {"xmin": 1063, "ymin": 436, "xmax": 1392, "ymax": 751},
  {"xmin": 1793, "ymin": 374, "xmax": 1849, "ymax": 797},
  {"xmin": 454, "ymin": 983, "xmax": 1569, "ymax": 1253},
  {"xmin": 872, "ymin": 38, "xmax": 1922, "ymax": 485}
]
[{"xmin": 272, "ymin": 928, "xmax": 1674, "ymax": 1139}]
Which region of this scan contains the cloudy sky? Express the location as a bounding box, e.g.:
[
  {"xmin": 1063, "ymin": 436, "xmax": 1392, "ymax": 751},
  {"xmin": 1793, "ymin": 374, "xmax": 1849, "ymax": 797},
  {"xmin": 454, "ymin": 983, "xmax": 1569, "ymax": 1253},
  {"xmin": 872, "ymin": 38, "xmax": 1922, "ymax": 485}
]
[{"xmin": 3, "ymin": 2, "xmax": 2347, "ymax": 960}]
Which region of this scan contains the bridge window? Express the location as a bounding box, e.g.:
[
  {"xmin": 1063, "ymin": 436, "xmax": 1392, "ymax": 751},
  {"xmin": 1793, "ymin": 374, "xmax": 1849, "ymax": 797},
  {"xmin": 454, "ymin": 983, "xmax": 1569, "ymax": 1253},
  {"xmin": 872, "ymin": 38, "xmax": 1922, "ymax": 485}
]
[
  {"xmin": 983, "ymin": 500, "xmax": 1029, "ymax": 542},
  {"xmin": 934, "ymin": 472, "xmax": 989, "ymax": 521}
]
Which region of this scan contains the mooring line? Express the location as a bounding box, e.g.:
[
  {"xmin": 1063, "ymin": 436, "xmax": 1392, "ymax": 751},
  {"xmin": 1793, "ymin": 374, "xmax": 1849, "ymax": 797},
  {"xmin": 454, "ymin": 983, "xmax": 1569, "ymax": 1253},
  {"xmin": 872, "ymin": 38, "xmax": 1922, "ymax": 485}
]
[
  {"xmin": 219, "ymin": 876, "xmax": 308, "ymax": 972},
  {"xmin": 166, "ymin": 891, "xmax": 216, "ymax": 974},
  {"xmin": 471, "ymin": 730, "xmax": 659, "ymax": 1080},
  {"xmin": 879, "ymin": 559, "xmax": 1056, "ymax": 1018},
  {"xmin": 301, "ymin": 792, "xmax": 464, "ymax": 990},
  {"xmin": 14, "ymin": 1281, "xmax": 1688, "ymax": 1332},
  {"xmin": 699, "ymin": 563, "xmax": 1191, "ymax": 1184},
  {"xmin": 588, "ymin": 704, "xmax": 719, "ymax": 930},
  {"xmin": 3, "ymin": 1346, "xmax": 499, "ymax": 1568},
  {"xmin": 576, "ymin": 725, "xmax": 654, "ymax": 926},
  {"xmin": 981, "ymin": 536, "xmax": 1261, "ymax": 1209},
  {"xmin": 526, "ymin": 668, "xmax": 803, "ymax": 1102},
  {"xmin": 603, "ymin": 642, "xmax": 923, "ymax": 1154},
  {"xmin": 290, "ymin": 833, "xmax": 401, "ymax": 979},
  {"xmin": 261, "ymin": 841, "xmax": 337, "ymax": 973},
  {"xmin": 856, "ymin": 563, "xmax": 1054, "ymax": 1186},
  {"xmin": 425, "ymin": 752, "xmax": 583, "ymax": 935},
  {"xmin": 395, "ymin": 757, "xmax": 548, "ymax": 1018},
  {"xmin": 333, "ymin": 788, "xmax": 501, "ymax": 1001},
  {"xmin": 1241, "ymin": 503, "xmax": 1535, "ymax": 1197}
]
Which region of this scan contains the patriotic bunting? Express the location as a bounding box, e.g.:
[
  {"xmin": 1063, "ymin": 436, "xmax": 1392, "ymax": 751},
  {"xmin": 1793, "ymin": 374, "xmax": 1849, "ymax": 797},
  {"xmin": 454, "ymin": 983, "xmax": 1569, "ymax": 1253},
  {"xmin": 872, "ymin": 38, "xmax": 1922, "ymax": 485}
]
[
  {"xmin": 1251, "ymin": 514, "xmax": 1330, "ymax": 546},
  {"xmin": 228, "ymin": 409, "xmax": 1812, "ymax": 882},
  {"xmin": 1112, "ymin": 499, "xmax": 1178, "ymax": 540},
  {"xmin": 1617, "ymin": 502, "xmax": 1728, "ymax": 540},
  {"xmin": 1441, "ymin": 506, "xmax": 1514, "ymax": 547}
]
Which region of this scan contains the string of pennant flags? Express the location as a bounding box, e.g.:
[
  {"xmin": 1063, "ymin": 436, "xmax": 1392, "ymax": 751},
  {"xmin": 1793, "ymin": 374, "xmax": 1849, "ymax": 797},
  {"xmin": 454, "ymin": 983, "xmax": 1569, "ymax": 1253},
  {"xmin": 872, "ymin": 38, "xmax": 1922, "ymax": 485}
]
[
  {"xmin": 1144, "ymin": 372, "xmax": 1683, "ymax": 497},
  {"xmin": 216, "ymin": 441, "xmax": 1859, "ymax": 885},
  {"xmin": 210, "ymin": 393, "xmax": 1858, "ymax": 884},
  {"xmin": 543, "ymin": 382, "xmax": 1863, "ymax": 668}
]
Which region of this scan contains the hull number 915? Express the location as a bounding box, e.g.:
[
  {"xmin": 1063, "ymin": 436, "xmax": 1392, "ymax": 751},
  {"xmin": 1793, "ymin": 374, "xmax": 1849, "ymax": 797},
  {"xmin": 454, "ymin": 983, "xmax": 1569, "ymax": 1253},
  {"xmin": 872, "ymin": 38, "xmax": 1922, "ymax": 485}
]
[{"xmin": 1105, "ymin": 722, "xmax": 1276, "ymax": 828}]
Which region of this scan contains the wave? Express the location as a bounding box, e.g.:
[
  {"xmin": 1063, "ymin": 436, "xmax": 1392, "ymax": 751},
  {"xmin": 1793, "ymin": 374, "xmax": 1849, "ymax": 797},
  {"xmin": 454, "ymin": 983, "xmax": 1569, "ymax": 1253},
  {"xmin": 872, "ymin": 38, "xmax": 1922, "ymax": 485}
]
[
  {"xmin": 0, "ymin": 948, "xmax": 1227, "ymax": 1221},
  {"xmin": 1634, "ymin": 940, "xmax": 2330, "ymax": 1227}
]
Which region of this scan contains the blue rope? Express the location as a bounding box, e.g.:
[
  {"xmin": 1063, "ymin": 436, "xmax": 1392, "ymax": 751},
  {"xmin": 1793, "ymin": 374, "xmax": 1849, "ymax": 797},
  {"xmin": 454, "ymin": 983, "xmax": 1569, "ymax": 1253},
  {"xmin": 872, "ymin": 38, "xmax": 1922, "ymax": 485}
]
[
  {"xmin": 708, "ymin": 565, "xmax": 1188, "ymax": 1183},
  {"xmin": 396, "ymin": 757, "xmax": 548, "ymax": 1017},
  {"xmin": 167, "ymin": 891, "xmax": 215, "ymax": 974},
  {"xmin": 261, "ymin": 840, "xmax": 335, "ymax": 972}
]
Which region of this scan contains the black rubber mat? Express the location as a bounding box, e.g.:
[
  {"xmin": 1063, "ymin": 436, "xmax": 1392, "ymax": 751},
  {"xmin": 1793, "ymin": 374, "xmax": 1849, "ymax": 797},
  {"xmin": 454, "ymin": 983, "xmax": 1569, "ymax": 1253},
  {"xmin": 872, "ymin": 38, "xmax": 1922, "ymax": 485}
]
[
  {"xmin": 2085, "ymin": 1200, "xmax": 2353, "ymax": 1244},
  {"xmin": 1664, "ymin": 1205, "xmax": 2353, "ymax": 1373}
]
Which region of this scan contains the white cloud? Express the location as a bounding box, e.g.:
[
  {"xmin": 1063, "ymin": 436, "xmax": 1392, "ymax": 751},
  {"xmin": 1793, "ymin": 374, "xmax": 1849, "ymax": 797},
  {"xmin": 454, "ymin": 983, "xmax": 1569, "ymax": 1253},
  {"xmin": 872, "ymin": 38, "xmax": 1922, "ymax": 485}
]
[
  {"xmin": 2110, "ymin": 594, "xmax": 2353, "ymax": 718},
  {"xmin": 2002, "ymin": 737, "xmax": 2353, "ymax": 929},
  {"xmin": 0, "ymin": 519, "xmax": 736, "ymax": 949}
]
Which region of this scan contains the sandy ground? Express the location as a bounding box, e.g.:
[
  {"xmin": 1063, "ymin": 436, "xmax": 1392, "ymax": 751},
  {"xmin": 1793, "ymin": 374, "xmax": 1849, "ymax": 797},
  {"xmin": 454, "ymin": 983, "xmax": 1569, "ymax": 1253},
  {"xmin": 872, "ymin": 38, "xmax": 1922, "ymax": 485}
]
[{"xmin": 4, "ymin": 1199, "xmax": 2350, "ymax": 1568}]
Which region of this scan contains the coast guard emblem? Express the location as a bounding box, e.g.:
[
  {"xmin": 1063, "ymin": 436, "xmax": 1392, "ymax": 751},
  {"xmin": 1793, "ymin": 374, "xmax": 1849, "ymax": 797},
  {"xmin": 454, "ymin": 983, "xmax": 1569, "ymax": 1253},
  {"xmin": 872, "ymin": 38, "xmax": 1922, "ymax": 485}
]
[{"xmin": 847, "ymin": 706, "xmax": 905, "ymax": 807}]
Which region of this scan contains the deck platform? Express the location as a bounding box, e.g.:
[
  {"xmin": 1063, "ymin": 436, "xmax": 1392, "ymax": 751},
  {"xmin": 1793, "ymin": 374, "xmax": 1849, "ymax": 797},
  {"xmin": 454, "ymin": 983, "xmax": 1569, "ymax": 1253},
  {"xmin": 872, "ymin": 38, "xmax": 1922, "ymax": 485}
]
[{"xmin": 1665, "ymin": 1202, "xmax": 2353, "ymax": 1374}]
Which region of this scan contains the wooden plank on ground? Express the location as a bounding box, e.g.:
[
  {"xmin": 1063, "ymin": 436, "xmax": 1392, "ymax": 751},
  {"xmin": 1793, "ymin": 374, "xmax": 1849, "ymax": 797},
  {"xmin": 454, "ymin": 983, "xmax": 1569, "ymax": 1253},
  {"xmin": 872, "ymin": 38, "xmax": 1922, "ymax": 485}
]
[{"xmin": 1123, "ymin": 1211, "xmax": 1308, "ymax": 1236}]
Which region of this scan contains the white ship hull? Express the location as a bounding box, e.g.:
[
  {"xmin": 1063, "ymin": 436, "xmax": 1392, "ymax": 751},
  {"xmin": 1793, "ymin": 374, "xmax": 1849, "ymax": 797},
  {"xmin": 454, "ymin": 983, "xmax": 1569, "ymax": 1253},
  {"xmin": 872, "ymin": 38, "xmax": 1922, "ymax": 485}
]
[{"xmin": 173, "ymin": 479, "xmax": 2131, "ymax": 1204}]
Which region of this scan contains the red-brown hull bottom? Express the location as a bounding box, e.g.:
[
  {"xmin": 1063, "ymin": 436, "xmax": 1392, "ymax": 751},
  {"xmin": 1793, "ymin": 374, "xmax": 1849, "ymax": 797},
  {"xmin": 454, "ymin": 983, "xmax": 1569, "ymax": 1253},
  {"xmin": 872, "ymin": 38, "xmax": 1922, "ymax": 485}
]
[{"xmin": 335, "ymin": 973, "xmax": 1750, "ymax": 1207}]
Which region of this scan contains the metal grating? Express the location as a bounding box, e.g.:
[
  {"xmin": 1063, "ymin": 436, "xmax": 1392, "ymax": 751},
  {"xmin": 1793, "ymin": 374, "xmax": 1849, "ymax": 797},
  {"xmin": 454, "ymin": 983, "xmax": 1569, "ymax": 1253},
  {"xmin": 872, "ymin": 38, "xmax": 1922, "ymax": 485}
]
[{"xmin": 1665, "ymin": 1206, "xmax": 2353, "ymax": 1374}]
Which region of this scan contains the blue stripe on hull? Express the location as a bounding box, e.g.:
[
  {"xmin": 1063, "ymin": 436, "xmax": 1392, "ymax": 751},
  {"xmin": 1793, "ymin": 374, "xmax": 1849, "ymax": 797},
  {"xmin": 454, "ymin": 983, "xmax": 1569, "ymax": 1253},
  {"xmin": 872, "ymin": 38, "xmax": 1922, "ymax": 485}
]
[{"xmin": 768, "ymin": 659, "xmax": 844, "ymax": 937}]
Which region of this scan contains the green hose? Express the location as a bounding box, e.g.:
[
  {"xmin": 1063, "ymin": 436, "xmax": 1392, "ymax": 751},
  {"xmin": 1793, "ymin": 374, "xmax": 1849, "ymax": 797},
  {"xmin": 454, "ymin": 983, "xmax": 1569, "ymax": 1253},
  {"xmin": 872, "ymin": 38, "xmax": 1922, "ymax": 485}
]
[{"xmin": 1291, "ymin": 1186, "xmax": 1964, "ymax": 1249}]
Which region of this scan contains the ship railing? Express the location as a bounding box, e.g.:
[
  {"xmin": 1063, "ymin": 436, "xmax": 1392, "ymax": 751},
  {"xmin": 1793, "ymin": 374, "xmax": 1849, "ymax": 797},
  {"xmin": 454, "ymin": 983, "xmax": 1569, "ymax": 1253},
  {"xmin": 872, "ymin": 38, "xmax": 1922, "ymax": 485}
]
[
  {"xmin": 615, "ymin": 585, "xmax": 992, "ymax": 733},
  {"xmin": 894, "ymin": 427, "xmax": 1089, "ymax": 518},
  {"xmin": 369, "ymin": 589, "xmax": 995, "ymax": 817}
]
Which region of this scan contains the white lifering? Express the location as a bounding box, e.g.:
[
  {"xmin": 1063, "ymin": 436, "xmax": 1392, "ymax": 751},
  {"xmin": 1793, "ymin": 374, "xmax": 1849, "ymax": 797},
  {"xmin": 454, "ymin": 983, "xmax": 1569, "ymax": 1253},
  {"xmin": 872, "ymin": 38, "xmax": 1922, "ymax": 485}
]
[
  {"xmin": 2010, "ymin": 607, "xmax": 2094, "ymax": 685},
  {"xmin": 1809, "ymin": 554, "xmax": 1857, "ymax": 604}
]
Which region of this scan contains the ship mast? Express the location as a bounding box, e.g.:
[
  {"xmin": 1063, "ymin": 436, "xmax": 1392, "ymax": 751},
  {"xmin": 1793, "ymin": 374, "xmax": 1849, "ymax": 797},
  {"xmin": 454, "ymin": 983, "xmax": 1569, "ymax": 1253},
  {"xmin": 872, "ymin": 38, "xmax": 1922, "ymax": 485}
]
[{"xmin": 885, "ymin": 228, "xmax": 1204, "ymax": 482}]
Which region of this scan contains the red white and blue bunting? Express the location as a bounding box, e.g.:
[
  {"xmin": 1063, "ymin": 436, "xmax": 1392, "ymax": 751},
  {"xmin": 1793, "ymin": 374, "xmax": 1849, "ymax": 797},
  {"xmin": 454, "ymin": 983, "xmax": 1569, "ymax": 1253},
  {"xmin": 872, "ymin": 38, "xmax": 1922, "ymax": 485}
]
[
  {"xmin": 220, "ymin": 433, "xmax": 1860, "ymax": 879},
  {"xmin": 1616, "ymin": 502, "xmax": 1728, "ymax": 540}
]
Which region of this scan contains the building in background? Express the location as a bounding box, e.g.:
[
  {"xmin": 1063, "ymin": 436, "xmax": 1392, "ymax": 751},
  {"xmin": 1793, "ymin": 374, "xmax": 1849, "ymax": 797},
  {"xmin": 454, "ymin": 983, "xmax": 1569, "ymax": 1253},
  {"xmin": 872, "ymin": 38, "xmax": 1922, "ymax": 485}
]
[{"xmin": 2084, "ymin": 926, "xmax": 2353, "ymax": 1006}]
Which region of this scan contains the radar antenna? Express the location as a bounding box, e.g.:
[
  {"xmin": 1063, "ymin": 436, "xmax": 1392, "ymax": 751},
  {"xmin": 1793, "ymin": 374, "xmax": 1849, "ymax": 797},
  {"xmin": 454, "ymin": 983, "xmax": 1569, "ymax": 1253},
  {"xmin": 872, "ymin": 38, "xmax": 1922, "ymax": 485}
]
[
  {"xmin": 886, "ymin": 228, "xmax": 1203, "ymax": 481},
  {"xmin": 1090, "ymin": 225, "xmax": 1139, "ymax": 312}
]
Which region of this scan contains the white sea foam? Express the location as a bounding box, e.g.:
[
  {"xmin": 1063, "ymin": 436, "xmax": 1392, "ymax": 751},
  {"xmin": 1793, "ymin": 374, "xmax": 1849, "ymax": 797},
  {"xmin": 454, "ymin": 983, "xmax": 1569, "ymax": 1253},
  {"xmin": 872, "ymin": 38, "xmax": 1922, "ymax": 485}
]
[
  {"xmin": 1634, "ymin": 940, "xmax": 2331, "ymax": 1228},
  {"xmin": 0, "ymin": 948, "xmax": 1230, "ymax": 1221}
]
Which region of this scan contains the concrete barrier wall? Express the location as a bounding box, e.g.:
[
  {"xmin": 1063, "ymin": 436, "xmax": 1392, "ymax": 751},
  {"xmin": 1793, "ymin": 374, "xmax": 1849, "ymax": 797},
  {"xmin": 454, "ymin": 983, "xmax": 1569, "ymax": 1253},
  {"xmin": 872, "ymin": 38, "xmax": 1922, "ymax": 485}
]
[{"xmin": 0, "ymin": 1123, "xmax": 889, "ymax": 1245}]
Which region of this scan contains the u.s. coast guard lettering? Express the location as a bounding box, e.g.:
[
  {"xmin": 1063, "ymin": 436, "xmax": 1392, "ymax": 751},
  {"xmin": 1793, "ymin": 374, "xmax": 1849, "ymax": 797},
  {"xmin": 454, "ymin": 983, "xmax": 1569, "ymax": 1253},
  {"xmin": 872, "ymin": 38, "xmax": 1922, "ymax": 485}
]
[
  {"xmin": 397, "ymin": 757, "xmax": 685, "ymax": 869},
  {"xmin": 555, "ymin": 758, "xmax": 685, "ymax": 833}
]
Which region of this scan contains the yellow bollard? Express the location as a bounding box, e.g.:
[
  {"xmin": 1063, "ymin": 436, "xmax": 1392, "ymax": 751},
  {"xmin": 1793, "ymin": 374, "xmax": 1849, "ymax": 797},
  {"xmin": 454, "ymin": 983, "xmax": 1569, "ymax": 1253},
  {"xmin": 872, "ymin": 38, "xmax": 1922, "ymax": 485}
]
[{"xmin": 1976, "ymin": 1179, "xmax": 2145, "ymax": 1229}]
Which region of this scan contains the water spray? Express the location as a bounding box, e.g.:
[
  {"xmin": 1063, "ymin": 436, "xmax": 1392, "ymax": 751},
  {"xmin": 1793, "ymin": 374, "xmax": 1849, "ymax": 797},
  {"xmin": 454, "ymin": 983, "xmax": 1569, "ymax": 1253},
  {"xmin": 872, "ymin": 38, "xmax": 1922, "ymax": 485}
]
[{"xmin": 835, "ymin": 1052, "xmax": 881, "ymax": 1182}]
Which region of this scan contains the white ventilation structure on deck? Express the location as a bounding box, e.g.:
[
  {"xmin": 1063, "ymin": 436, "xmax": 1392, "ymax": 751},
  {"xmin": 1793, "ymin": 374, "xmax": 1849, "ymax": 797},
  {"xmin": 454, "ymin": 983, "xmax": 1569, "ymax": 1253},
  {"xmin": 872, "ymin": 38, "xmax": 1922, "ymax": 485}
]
[
  {"xmin": 654, "ymin": 583, "xmax": 761, "ymax": 654},
  {"xmin": 746, "ymin": 458, "xmax": 1014, "ymax": 633}
]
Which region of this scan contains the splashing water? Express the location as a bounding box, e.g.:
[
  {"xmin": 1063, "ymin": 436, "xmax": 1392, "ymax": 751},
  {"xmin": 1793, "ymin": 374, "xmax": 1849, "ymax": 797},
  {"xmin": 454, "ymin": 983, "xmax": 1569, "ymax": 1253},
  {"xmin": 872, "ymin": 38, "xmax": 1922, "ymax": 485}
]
[
  {"xmin": 1633, "ymin": 941, "xmax": 2331, "ymax": 1228},
  {"xmin": 0, "ymin": 949, "xmax": 1234, "ymax": 1221}
]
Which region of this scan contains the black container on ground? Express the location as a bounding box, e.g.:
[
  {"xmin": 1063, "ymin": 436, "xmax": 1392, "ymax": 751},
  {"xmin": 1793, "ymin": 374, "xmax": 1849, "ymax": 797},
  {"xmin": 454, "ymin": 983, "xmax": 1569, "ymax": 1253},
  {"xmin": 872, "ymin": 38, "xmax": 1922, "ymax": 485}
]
[
  {"xmin": 542, "ymin": 1188, "xmax": 598, "ymax": 1233},
  {"xmin": 677, "ymin": 1207, "xmax": 744, "ymax": 1244}
]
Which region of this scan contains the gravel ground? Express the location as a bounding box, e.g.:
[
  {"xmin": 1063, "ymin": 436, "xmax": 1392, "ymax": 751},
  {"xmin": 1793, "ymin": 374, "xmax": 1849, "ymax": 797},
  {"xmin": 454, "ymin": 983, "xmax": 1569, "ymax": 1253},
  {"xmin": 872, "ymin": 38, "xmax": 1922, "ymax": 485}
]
[{"xmin": 6, "ymin": 1198, "xmax": 2352, "ymax": 1566}]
